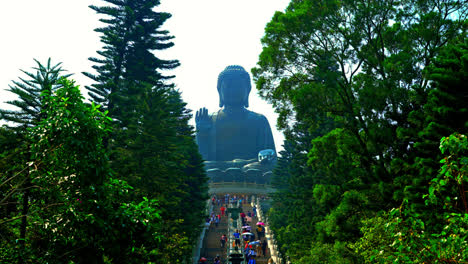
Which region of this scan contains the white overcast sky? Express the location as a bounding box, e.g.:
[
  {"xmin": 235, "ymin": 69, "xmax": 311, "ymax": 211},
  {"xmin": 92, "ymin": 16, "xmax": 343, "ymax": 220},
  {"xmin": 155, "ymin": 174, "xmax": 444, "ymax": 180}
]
[{"xmin": 0, "ymin": 0, "xmax": 289, "ymax": 151}]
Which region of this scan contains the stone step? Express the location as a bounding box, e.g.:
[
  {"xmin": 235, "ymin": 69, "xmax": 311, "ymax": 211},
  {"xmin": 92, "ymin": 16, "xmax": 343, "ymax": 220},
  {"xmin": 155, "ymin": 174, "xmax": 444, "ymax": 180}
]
[{"xmin": 200, "ymin": 195, "xmax": 272, "ymax": 264}]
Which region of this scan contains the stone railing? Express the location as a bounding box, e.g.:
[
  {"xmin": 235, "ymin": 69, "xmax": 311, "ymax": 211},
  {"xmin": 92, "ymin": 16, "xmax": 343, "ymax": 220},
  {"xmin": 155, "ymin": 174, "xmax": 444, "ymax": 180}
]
[
  {"xmin": 192, "ymin": 199, "xmax": 213, "ymax": 264},
  {"xmin": 209, "ymin": 182, "xmax": 275, "ymax": 196}
]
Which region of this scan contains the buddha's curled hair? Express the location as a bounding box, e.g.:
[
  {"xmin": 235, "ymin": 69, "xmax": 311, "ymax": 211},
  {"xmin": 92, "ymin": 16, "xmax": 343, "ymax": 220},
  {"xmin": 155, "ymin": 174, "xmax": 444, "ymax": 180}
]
[{"xmin": 217, "ymin": 65, "xmax": 252, "ymax": 95}]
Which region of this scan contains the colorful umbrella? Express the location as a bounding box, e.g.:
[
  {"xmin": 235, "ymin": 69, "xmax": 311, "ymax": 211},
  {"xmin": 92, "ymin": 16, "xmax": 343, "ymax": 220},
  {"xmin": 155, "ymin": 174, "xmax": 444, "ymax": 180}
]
[{"xmin": 242, "ymin": 232, "xmax": 254, "ymax": 236}]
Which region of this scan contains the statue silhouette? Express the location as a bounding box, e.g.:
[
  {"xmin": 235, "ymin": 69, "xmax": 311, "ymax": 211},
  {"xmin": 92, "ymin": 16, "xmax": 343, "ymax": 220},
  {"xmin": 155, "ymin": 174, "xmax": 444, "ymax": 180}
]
[{"xmin": 195, "ymin": 65, "xmax": 276, "ymax": 162}]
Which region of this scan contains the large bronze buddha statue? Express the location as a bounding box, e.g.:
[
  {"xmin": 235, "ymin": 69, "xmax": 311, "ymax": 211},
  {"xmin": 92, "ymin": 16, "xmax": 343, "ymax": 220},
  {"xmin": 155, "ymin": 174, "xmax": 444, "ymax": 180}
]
[{"xmin": 195, "ymin": 65, "xmax": 276, "ymax": 162}]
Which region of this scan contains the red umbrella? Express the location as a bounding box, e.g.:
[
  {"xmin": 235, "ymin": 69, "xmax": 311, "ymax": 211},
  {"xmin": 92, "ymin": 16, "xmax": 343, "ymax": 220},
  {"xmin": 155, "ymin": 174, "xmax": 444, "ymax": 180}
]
[
  {"xmin": 256, "ymin": 222, "xmax": 265, "ymax": 226},
  {"xmin": 199, "ymin": 257, "xmax": 207, "ymax": 262}
]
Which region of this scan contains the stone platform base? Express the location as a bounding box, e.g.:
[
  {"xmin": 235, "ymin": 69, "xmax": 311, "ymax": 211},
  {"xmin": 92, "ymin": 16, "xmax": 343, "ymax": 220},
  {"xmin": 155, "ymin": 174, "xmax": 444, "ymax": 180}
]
[{"xmin": 209, "ymin": 182, "xmax": 275, "ymax": 195}]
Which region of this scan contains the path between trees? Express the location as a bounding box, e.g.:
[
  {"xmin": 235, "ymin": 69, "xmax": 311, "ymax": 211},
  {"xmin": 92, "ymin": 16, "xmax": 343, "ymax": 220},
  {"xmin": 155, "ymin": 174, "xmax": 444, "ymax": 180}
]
[{"xmin": 200, "ymin": 195, "xmax": 271, "ymax": 264}]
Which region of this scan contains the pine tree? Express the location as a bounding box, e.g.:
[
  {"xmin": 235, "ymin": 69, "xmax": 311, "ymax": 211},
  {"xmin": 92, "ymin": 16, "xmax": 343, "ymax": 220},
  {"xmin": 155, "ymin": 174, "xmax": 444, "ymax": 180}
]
[
  {"xmin": 0, "ymin": 58, "xmax": 70, "ymax": 130},
  {"xmin": 85, "ymin": 0, "xmax": 208, "ymax": 260},
  {"xmin": 402, "ymin": 35, "xmax": 468, "ymax": 213},
  {"xmin": 419, "ymin": 35, "xmax": 468, "ymax": 171},
  {"xmin": 83, "ymin": 0, "xmax": 179, "ymax": 122}
]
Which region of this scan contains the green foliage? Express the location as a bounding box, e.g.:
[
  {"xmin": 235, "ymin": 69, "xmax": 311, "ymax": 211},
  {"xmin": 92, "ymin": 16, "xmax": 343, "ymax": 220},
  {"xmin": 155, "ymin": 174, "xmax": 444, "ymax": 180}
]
[
  {"xmin": 29, "ymin": 78, "xmax": 111, "ymax": 186},
  {"xmin": 428, "ymin": 134, "xmax": 468, "ymax": 211},
  {"xmin": 353, "ymin": 38, "xmax": 468, "ymax": 262},
  {"xmin": 0, "ymin": 58, "xmax": 71, "ymax": 129},
  {"xmin": 0, "ymin": 78, "xmax": 168, "ymax": 263},
  {"xmin": 256, "ymin": 0, "xmax": 467, "ymax": 262},
  {"xmin": 350, "ymin": 214, "xmax": 394, "ymax": 263},
  {"xmin": 85, "ymin": 0, "xmax": 209, "ymax": 261},
  {"xmin": 305, "ymin": 241, "xmax": 354, "ymax": 264},
  {"xmin": 355, "ymin": 134, "xmax": 468, "ymax": 263},
  {"xmin": 1, "ymin": 0, "xmax": 208, "ymax": 261},
  {"xmin": 396, "ymin": 32, "xmax": 468, "ymax": 216},
  {"xmin": 84, "ymin": 0, "xmax": 179, "ymax": 115}
]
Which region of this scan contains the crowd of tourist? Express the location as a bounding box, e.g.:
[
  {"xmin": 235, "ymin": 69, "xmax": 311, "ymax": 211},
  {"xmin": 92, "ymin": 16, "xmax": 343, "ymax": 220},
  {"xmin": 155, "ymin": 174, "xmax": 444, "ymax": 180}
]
[{"xmin": 200, "ymin": 194, "xmax": 275, "ymax": 264}]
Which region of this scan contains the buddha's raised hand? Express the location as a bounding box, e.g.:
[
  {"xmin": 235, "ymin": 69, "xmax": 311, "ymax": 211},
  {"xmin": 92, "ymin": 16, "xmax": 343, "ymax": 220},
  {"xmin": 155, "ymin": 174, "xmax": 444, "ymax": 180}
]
[{"xmin": 195, "ymin": 107, "xmax": 211, "ymax": 130}]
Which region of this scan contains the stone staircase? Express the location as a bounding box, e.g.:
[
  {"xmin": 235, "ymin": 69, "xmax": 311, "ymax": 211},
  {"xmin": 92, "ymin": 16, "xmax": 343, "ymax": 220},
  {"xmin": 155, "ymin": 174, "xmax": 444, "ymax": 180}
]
[
  {"xmin": 200, "ymin": 203, "xmax": 229, "ymax": 263},
  {"xmin": 199, "ymin": 195, "xmax": 275, "ymax": 264},
  {"xmin": 240, "ymin": 200, "xmax": 271, "ymax": 264}
]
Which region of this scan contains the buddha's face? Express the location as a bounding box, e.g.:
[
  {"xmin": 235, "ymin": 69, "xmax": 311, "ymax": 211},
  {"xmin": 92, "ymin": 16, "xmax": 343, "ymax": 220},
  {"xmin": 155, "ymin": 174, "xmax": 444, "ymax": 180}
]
[{"xmin": 219, "ymin": 77, "xmax": 249, "ymax": 107}]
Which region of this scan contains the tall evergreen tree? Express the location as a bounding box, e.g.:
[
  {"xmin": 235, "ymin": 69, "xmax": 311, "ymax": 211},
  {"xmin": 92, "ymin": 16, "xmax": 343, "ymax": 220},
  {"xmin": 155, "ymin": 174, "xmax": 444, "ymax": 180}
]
[
  {"xmin": 399, "ymin": 34, "xmax": 468, "ymax": 214},
  {"xmin": 0, "ymin": 59, "xmax": 71, "ymax": 262},
  {"xmin": 83, "ymin": 0, "xmax": 179, "ymax": 122},
  {"xmin": 85, "ymin": 0, "xmax": 208, "ymax": 260},
  {"xmin": 0, "ymin": 58, "xmax": 70, "ymax": 130}
]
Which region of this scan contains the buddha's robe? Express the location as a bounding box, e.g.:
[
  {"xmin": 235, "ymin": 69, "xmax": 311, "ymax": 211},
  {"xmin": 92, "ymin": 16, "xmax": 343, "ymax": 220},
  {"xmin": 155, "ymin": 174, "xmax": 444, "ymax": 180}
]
[{"xmin": 196, "ymin": 108, "xmax": 275, "ymax": 161}]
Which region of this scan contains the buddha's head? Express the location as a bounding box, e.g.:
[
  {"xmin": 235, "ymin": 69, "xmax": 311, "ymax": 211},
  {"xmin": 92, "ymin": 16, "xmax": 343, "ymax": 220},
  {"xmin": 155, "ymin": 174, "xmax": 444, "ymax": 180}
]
[{"xmin": 217, "ymin": 65, "xmax": 251, "ymax": 108}]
